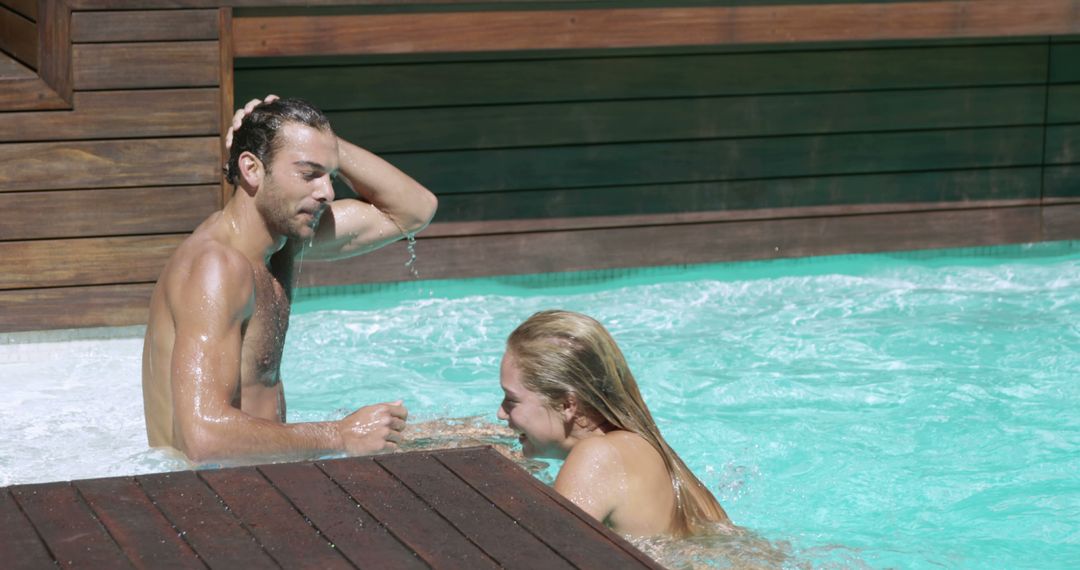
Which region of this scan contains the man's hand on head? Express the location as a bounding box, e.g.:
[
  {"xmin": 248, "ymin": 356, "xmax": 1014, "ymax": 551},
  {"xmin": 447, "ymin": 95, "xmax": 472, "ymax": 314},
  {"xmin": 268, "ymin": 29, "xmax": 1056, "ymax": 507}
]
[{"xmin": 224, "ymin": 94, "xmax": 279, "ymax": 150}]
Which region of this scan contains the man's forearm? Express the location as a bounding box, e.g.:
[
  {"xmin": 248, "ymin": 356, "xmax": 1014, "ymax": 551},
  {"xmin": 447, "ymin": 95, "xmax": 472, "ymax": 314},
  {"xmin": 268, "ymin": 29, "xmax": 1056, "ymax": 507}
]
[
  {"xmin": 178, "ymin": 412, "xmax": 341, "ymax": 463},
  {"xmin": 336, "ymin": 138, "xmax": 437, "ymax": 234}
]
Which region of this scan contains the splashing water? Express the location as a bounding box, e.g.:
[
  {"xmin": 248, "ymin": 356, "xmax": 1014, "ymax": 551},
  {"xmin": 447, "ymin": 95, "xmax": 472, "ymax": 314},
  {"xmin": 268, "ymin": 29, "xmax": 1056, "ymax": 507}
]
[
  {"xmin": 375, "ymin": 206, "xmax": 421, "ymax": 280},
  {"xmin": 404, "ymin": 233, "xmax": 420, "ymax": 279}
]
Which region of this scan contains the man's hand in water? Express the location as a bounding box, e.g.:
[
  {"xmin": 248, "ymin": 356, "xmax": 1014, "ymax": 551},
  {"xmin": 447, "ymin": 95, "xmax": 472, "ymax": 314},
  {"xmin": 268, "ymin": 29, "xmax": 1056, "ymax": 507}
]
[{"xmin": 337, "ymin": 400, "xmax": 408, "ymax": 454}]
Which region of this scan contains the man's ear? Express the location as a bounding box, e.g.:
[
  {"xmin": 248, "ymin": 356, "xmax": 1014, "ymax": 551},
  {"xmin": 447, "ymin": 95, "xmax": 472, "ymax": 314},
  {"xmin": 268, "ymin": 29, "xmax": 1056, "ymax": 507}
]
[{"xmin": 238, "ymin": 151, "xmax": 264, "ymax": 195}]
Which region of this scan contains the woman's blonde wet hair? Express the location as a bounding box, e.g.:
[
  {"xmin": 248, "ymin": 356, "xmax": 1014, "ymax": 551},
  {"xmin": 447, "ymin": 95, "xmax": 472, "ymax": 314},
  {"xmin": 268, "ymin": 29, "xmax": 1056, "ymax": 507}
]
[{"xmin": 506, "ymin": 309, "xmax": 730, "ymax": 536}]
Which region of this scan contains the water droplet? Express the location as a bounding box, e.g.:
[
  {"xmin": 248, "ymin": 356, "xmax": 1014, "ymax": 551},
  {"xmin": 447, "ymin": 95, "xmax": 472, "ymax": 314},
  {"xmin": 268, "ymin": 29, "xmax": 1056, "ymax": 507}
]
[{"xmin": 404, "ymin": 233, "xmax": 420, "ymax": 279}]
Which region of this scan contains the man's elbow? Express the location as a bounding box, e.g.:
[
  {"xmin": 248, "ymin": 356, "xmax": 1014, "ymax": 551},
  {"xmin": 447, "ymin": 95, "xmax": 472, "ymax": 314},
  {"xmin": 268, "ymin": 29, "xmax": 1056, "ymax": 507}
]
[
  {"xmin": 177, "ymin": 424, "xmax": 225, "ymax": 464},
  {"xmin": 404, "ymin": 189, "xmax": 438, "ymax": 235}
]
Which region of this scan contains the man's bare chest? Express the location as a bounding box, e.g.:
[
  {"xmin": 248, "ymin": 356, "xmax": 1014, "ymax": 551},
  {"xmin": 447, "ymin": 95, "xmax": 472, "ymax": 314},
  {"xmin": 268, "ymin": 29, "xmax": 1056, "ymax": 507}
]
[{"xmin": 240, "ymin": 266, "xmax": 293, "ymax": 388}]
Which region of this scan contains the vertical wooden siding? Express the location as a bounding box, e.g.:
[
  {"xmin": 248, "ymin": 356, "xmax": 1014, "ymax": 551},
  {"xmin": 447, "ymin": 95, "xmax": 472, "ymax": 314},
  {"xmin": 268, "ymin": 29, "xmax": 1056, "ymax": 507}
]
[
  {"xmin": 0, "ymin": 7, "xmax": 224, "ymax": 332},
  {"xmin": 236, "ymin": 37, "xmax": 1079, "ymax": 288}
]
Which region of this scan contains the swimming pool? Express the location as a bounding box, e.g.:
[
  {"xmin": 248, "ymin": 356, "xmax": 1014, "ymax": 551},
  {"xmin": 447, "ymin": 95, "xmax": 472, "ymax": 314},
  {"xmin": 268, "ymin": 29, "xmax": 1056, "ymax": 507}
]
[{"xmin": 2, "ymin": 242, "xmax": 1077, "ymax": 569}]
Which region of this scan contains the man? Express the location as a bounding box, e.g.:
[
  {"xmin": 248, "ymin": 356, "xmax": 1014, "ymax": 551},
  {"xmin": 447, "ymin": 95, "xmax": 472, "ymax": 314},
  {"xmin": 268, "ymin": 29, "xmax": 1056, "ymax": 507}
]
[{"xmin": 141, "ymin": 95, "xmax": 438, "ymax": 462}]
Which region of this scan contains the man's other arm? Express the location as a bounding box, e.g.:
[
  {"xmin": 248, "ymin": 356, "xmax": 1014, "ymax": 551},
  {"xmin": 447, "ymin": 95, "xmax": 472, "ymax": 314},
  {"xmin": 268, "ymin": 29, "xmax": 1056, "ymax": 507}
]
[{"xmin": 306, "ymin": 137, "xmax": 438, "ymax": 261}]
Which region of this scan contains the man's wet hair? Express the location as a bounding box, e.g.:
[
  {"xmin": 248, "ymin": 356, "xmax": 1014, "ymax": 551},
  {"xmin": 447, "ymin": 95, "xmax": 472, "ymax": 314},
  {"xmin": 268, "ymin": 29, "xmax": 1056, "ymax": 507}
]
[{"xmin": 224, "ymin": 98, "xmax": 332, "ymax": 186}]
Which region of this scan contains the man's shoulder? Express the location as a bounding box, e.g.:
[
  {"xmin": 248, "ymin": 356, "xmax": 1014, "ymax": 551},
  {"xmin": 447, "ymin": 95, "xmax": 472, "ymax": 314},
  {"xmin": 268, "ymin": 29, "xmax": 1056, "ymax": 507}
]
[{"xmin": 162, "ymin": 233, "xmax": 255, "ymax": 302}]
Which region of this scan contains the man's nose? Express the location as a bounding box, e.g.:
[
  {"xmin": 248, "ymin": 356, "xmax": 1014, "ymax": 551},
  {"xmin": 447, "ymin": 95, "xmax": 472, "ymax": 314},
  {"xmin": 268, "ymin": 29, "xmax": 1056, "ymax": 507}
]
[{"xmin": 314, "ymin": 177, "xmax": 333, "ymax": 202}]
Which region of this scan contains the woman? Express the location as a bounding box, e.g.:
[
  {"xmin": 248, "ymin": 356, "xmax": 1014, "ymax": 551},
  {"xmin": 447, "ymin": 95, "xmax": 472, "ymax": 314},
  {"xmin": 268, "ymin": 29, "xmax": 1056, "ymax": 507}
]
[{"xmin": 497, "ymin": 309, "xmax": 733, "ymax": 537}]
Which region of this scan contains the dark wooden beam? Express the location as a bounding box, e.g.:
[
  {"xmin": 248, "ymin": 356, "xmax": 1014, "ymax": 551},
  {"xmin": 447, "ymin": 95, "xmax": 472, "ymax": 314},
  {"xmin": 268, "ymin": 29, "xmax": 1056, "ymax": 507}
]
[
  {"xmin": 0, "ymin": 0, "xmax": 70, "ymax": 111},
  {"xmin": 0, "ymin": 4, "xmax": 37, "ymax": 68},
  {"xmin": 36, "ymin": 0, "xmax": 71, "ymax": 105},
  {"xmin": 71, "ymin": 8, "xmax": 219, "ymax": 42},
  {"xmin": 1, "ymin": 0, "xmax": 36, "ymax": 21},
  {"xmin": 219, "ymin": 7, "xmax": 235, "ymax": 207},
  {"xmin": 233, "ymin": 0, "xmax": 1080, "ymax": 57}
]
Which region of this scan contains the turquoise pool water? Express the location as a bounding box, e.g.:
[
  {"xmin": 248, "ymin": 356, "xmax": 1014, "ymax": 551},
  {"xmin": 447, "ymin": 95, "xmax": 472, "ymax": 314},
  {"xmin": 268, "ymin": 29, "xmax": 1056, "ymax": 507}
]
[{"xmin": 282, "ymin": 242, "xmax": 1079, "ymax": 569}]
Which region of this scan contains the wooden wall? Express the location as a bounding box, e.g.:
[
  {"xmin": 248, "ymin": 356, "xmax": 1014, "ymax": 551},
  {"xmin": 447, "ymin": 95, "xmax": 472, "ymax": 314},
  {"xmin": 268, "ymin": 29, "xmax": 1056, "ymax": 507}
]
[
  {"xmin": 0, "ymin": 5, "xmax": 227, "ymax": 331},
  {"xmin": 1, "ymin": 1, "xmax": 1078, "ymax": 333},
  {"xmin": 236, "ymin": 36, "xmax": 1080, "ymax": 288}
]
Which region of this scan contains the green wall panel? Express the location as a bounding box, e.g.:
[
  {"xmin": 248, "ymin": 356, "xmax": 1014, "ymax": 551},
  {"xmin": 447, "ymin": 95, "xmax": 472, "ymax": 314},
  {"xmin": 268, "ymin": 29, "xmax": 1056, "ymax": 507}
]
[
  {"xmin": 1048, "ymin": 84, "xmax": 1080, "ymax": 124},
  {"xmin": 1050, "ymin": 42, "xmax": 1080, "ymax": 84},
  {"xmin": 434, "ymin": 168, "xmax": 1042, "ymax": 221},
  {"xmin": 1044, "ymin": 165, "xmax": 1080, "ymax": 200},
  {"xmin": 1045, "ymin": 125, "xmax": 1080, "ymax": 165},
  {"xmin": 389, "ymin": 127, "xmax": 1044, "ymax": 194},
  {"xmin": 328, "ymin": 86, "xmax": 1045, "ymax": 153},
  {"xmin": 237, "ymin": 44, "xmax": 1047, "ymax": 110}
]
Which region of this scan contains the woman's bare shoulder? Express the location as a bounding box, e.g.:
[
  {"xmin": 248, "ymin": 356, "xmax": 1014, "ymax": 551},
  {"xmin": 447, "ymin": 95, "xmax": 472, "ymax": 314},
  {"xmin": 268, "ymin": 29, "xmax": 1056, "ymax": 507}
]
[{"xmin": 561, "ymin": 431, "xmax": 657, "ymax": 488}]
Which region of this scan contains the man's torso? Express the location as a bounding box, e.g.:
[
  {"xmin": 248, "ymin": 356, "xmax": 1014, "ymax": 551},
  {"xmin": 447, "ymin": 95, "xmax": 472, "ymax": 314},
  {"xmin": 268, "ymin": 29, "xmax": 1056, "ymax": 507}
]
[{"xmin": 142, "ymin": 219, "xmax": 296, "ymax": 448}]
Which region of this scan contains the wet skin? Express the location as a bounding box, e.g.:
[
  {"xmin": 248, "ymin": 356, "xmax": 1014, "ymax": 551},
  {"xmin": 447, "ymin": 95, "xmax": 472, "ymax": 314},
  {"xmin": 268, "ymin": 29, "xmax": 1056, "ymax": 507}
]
[
  {"xmin": 142, "ymin": 106, "xmax": 437, "ymax": 463},
  {"xmin": 497, "ymin": 351, "xmax": 678, "ymax": 536}
]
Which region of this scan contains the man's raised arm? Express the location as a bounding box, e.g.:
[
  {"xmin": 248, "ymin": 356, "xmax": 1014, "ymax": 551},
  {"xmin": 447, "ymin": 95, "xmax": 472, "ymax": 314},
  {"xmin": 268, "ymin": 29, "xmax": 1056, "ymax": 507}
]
[{"xmin": 307, "ymin": 137, "xmax": 438, "ymax": 260}]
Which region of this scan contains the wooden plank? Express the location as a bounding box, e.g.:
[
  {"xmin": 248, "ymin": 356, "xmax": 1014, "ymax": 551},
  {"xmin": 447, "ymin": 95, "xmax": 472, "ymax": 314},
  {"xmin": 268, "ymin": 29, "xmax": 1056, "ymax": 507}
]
[
  {"xmin": 0, "ymin": 490, "xmax": 55, "ymax": 569},
  {"xmin": 431, "ymin": 168, "xmax": 1043, "ymax": 225},
  {"xmin": 198, "ymin": 468, "xmax": 353, "ymax": 569},
  {"xmin": 137, "ymin": 470, "xmax": 278, "ymax": 568},
  {"xmin": 0, "ymin": 283, "xmax": 153, "ymax": 333},
  {"xmin": 2, "ymin": 0, "xmax": 36, "ymax": 20},
  {"xmin": 318, "ymin": 457, "xmax": 501, "ymax": 569},
  {"xmin": 437, "ymin": 447, "xmax": 659, "ymax": 570},
  {"xmin": 0, "ymin": 75, "xmax": 69, "ymax": 110},
  {"xmin": 1045, "ymin": 124, "xmax": 1080, "ymax": 164},
  {"xmin": 0, "ymin": 5, "xmax": 36, "ymax": 68},
  {"xmin": 236, "ymin": 43, "xmax": 1048, "ymax": 110},
  {"xmin": 1048, "ymin": 84, "xmax": 1080, "ymax": 124},
  {"xmin": 75, "ymin": 477, "xmax": 203, "ymax": 570},
  {"xmin": 329, "ymin": 86, "xmax": 1047, "ymax": 153},
  {"xmin": 258, "ymin": 462, "xmax": 427, "ymax": 569},
  {"xmin": 1044, "ymin": 164, "xmax": 1080, "ymax": 201},
  {"xmin": 37, "ymin": 0, "xmax": 72, "ymax": 105},
  {"xmin": 219, "ymin": 7, "xmax": 234, "ymax": 207},
  {"xmin": 377, "ymin": 451, "xmax": 575, "ymax": 569},
  {"xmin": 72, "ymin": 9, "xmax": 219, "ymax": 42},
  {"xmin": 0, "ymin": 234, "xmax": 184, "ymax": 290},
  {"xmin": 1043, "ymin": 203, "xmax": 1080, "ymax": 240},
  {"xmin": 0, "ymin": 89, "xmax": 219, "ymax": 143},
  {"xmin": 73, "ymin": 41, "xmax": 219, "ymax": 90},
  {"xmin": 299, "ymin": 207, "xmax": 1046, "ymax": 286},
  {"xmin": 9, "ymin": 482, "xmax": 132, "ymax": 568},
  {"xmin": 387, "ymin": 127, "xmax": 1045, "ymax": 195},
  {"xmin": 0, "ymin": 137, "xmax": 220, "ymax": 192},
  {"xmin": 0, "ymin": 185, "xmax": 218, "ymax": 241},
  {"xmin": 70, "ymin": 0, "xmax": 625, "ymax": 7},
  {"xmin": 0, "ymin": 52, "xmax": 33, "ymax": 78},
  {"xmin": 1050, "ymin": 42, "xmax": 1080, "ymax": 83},
  {"xmin": 232, "ymin": 1, "xmax": 1080, "ymax": 56}
]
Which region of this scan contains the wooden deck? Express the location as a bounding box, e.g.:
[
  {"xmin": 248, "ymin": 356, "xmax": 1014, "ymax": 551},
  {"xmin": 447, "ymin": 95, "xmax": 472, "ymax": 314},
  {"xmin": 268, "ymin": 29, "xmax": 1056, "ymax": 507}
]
[{"xmin": 0, "ymin": 446, "xmax": 662, "ymax": 569}]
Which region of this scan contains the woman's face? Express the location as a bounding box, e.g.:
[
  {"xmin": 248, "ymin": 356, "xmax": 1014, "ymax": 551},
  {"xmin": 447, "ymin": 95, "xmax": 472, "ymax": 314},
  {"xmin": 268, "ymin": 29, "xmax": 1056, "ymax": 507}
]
[{"xmin": 497, "ymin": 351, "xmax": 571, "ymax": 459}]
